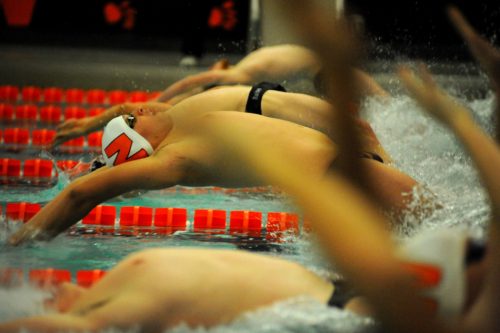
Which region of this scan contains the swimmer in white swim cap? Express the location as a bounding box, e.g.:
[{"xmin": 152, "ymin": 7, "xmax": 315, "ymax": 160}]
[{"xmin": 101, "ymin": 114, "xmax": 154, "ymax": 167}]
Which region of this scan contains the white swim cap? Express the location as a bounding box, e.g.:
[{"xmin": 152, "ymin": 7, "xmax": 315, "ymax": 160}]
[{"xmin": 101, "ymin": 116, "xmax": 154, "ymax": 167}]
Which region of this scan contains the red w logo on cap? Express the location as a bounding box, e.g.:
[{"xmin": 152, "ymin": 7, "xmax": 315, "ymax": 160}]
[{"xmin": 104, "ymin": 133, "xmax": 149, "ymax": 166}]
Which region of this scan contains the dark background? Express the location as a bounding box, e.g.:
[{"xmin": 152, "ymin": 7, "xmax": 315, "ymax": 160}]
[
  {"xmin": 0, "ymin": 0, "xmax": 250, "ymax": 54},
  {"xmin": 348, "ymin": 0, "xmax": 500, "ymax": 60},
  {"xmin": 0, "ymin": 0, "xmax": 499, "ymax": 60}
]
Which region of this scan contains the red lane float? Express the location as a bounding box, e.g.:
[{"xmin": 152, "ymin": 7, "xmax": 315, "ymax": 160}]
[
  {"xmin": 29, "ymin": 269, "xmax": 71, "ymax": 287},
  {"xmin": 6, "ymin": 202, "xmax": 41, "ymax": 223},
  {"xmin": 0, "ymin": 268, "xmax": 23, "ymax": 287},
  {"xmin": 40, "ymin": 105, "xmax": 62, "ymax": 123},
  {"xmin": 64, "ymin": 106, "xmax": 87, "ymax": 119},
  {"xmin": 32, "ymin": 129, "xmax": 56, "ymax": 146},
  {"xmin": 89, "ymin": 107, "xmax": 105, "ymax": 116},
  {"xmin": 65, "ymin": 88, "xmax": 85, "ymax": 104},
  {"xmin": 129, "ymin": 90, "xmax": 149, "ymax": 102},
  {"xmin": 267, "ymin": 212, "xmax": 299, "ymax": 233},
  {"xmin": 120, "ymin": 206, "xmax": 154, "ymax": 227},
  {"xmin": 23, "ymin": 159, "xmax": 54, "ymax": 179},
  {"xmin": 21, "ymin": 86, "xmax": 42, "ymax": 103},
  {"xmin": 83, "ymin": 205, "xmax": 117, "ymax": 226},
  {"xmin": 2, "ymin": 201, "xmax": 303, "ymax": 236},
  {"xmin": 108, "ymin": 90, "xmax": 128, "ymax": 105},
  {"xmin": 194, "ymin": 209, "xmax": 226, "ymax": 230},
  {"xmin": 3, "ymin": 128, "xmax": 29, "ymax": 145},
  {"xmin": 0, "ymin": 103, "xmax": 14, "ymax": 121},
  {"xmin": 77, "ymin": 270, "xmax": 106, "ymax": 288},
  {"xmin": 154, "ymin": 207, "xmax": 187, "ymax": 228},
  {"xmin": 87, "ymin": 131, "xmax": 103, "ymax": 149},
  {"xmin": 0, "ymin": 85, "xmax": 19, "ymax": 102},
  {"xmin": 229, "ymin": 210, "xmax": 262, "ymax": 234},
  {"xmin": 43, "ymin": 87, "xmax": 64, "ymax": 104},
  {"xmin": 87, "ymin": 89, "xmax": 106, "ymax": 105}
]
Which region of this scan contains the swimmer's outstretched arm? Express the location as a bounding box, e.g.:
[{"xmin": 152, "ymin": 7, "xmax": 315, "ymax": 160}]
[
  {"xmin": 52, "ymin": 102, "xmax": 172, "ymax": 147},
  {"xmin": 399, "ymin": 64, "xmax": 500, "ymax": 333},
  {"xmin": 8, "ymin": 152, "xmax": 184, "ymax": 245},
  {"xmin": 448, "ymin": 7, "xmax": 500, "ymax": 91},
  {"xmin": 448, "ymin": 6, "xmax": 500, "ymax": 141},
  {"xmin": 154, "ymin": 69, "xmax": 249, "ymax": 103}
]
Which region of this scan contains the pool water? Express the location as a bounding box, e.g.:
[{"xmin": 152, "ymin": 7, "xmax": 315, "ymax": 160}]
[{"xmin": 0, "ymin": 71, "xmax": 494, "ymax": 333}]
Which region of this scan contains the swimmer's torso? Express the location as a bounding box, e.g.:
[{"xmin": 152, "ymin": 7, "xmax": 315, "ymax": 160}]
[
  {"xmin": 155, "ymin": 111, "xmax": 337, "ymax": 187},
  {"xmin": 68, "ymin": 248, "xmax": 333, "ymax": 330}
]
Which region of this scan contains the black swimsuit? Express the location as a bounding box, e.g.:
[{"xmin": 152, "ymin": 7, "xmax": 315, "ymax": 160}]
[
  {"xmin": 327, "ymin": 279, "xmax": 358, "ymax": 308},
  {"xmin": 245, "ymin": 81, "xmax": 287, "ymax": 115}
]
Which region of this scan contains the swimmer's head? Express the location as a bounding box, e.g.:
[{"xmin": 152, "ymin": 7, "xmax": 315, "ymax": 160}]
[{"xmin": 101, "ymin": 115, "xmax": 154, "ymax": 167}]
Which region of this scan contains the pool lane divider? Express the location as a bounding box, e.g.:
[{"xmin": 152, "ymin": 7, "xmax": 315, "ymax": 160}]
[
  {"xmin": 0, "ymin": 267, "xmax": 107, "ymax": 289},
  {"xmin": 0, "ymin": 128, "xmax": 103, "ymax": 153},
  {"xmin": 0, "ymin": 85, "xmax": 161, "ymax": 106},
  {"xmin": 1, "ymin": 202, "xmax": 309, "ymax": 238},
  {"xmin": 0, "ymin": 158, "xmax": 86, "ymax": 186}
]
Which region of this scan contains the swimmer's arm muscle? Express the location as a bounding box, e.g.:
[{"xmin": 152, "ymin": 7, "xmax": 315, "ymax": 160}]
[{"xmin": 8, "ymin": 155, "xmax": 183, "ymax": 245}]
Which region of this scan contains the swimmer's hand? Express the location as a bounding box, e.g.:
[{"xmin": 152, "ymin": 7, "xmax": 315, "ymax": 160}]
[
  {"xmin": 52, "ymin": 117, "xmax": 94, "ymax": 147},
  {"xmin": 448, "ymin": 6, "xmax": 500, "ymax": 90},
  {"xmin": 8, "ymin": 222, "xmax": 52, "ymax": 246},
  {"xmin": 398, "ymin": 64, "xmax": 472, "ymax": 126}
]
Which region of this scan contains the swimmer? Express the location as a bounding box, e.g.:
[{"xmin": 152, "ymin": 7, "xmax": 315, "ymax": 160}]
[
  {"xmin": 202, "ymin": 2, "xmax": 500, "ymax": 332},
  {"xmin": 153, "ymin": 44, "xmax": 389, "ymax": 104},
  {"xmin": 0, "ymin": 233, "xmax": 488, "ymax": 332},
  {"xmin": 9, "ymin": 100, "xmax": 419, "ymax": 245},
  {"xmin": 52, "ymin": 82, "xmax": 391, "ymax": 162}
]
